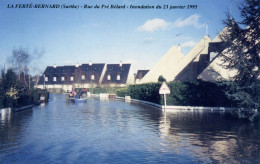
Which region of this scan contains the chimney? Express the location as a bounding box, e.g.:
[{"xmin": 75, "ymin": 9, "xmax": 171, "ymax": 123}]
[
  {"xmin": 178, "ymin": 44, "xmax": 181, "ymax": 51},
  {"xmin": 53, "ymin": 64, "xmax": 57, "ymax": 68},
  {"xmin": 76, "ymin": 63, "xmax": 79, "ymax": 67},
  {"xmin": 89, "ymin": 61, "xmax": 92, "ymax": 66},
  {"xmin": 119, "ymin": 61, "xmax": 123, "ymax": 67}
]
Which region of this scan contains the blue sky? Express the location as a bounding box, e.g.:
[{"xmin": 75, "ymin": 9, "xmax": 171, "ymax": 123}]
[{"xmin": 0, "ymin": 0, "xmax": 243, "ymax": 74}]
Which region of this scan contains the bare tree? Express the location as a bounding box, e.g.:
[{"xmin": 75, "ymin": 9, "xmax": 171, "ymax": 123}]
[
  {"xmin": 31, "ymin": 48, "xmax": 45, "ymax": 86},
  {"xmin": 7, "ymin": 48, "xmax": 31, "ymax": 87},
  {"xmin": 7, "ymin": 47, "xmax": 45, "ymax": 89}
]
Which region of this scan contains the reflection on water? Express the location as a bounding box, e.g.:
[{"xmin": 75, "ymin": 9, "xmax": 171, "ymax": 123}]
[
  {"xmin": 0, "ymin": 94, "xmax": 259, "ymax": 164},
  {"xmin": 159, "ymin": 110, "xmax": 260, "ymax": 163}
]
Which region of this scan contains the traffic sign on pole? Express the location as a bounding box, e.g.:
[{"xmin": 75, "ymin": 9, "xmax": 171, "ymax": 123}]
[
  {"xmin": 159, "ymin": 82, "xmax": 170, "ymax": 113},
  {"xmin": 159, "ymin": 82, "xmax": 170, "ymax": 95}
]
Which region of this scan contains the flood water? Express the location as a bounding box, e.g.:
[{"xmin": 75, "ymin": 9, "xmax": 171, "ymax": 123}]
[{"xmin": 0, "ymin": 94, "xmax": 260, "ymax": 164}]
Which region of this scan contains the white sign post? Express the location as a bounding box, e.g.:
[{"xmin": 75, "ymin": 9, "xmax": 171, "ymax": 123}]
[{"xmin": 159, "ymin": 82, "xmax": 171, "ymax": 111}]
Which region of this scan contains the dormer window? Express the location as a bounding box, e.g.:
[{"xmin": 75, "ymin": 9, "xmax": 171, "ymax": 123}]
[
  {"xmin": 70, "ymin": 76, "xmax": 74, "ymax": 81},
  {"xmin": 45, "ymin": 77, "xmax": 48, "ymax": 81},
  {"xmin": 53, "ymin": 77, "xmax": 57, "ymax": 82},
  {"xmin": 117, "ymin": 75, "xmax": 120, "ymax": 80},
  {"xmin": 91, "ymin": 75, "xmax": 95, "ymax": 80},
  {"xmin": 107, "ymin": 75, "xmax": 111, "ymax": 80},
  {"xmin": 61, "ymin": 76, "xmax": 65, "ymax": 81},
  {"xmin": 81, "ymin": 75, "xmax": 85, "ymax": 80}
]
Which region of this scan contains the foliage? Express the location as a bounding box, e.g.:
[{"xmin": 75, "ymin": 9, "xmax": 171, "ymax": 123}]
[
  {"xmin": 128, "ymin": 83, "xmax": 162, "ymax": 104},
  {"xmin": 116, "ymin": 88, "xmax": 129, "ymax": 97},
  {"xmin": 158, "ymin": 75, "xmax": 166, "ymax": 82},
  {"xmin": 0, "ymin": 69, "xmax": 19, "ymax": 108},
  {"xmin": 219, "ymin": 0, "xmax": 260, "ymax": 111},
  {"xmin": 93, "ymin": 87, "xmax": 107, "ymax": 94},
  {"xmin": 6, "ymin": 47, "xmax": 44, "ymax": 89},
  {"xmin": 77, "ymin": 87, "xmax": 126, "ymax": 94},
  {"xmin": 31, "ymin": 89, "xmax": 49, "ymax": 103},
  {"xmin": 0, "ymin": 69, "xmax": 49, "ymax": 108},
  {"xmin": 116, "ymin": 81, "xmax": 233, "ymax": 107}
]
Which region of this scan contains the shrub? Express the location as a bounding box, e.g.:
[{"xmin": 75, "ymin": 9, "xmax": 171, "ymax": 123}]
[
  {"xmin": 158, "ymin": 75, "xmax": 166, "ymax": 82},
  {"xmin": 93, "ymin": 87, "xmax": 107, "ymax": 94},
  {"xmin": 117, "ymin": 81, "xmax": 234, "ymax": 107},
  {"xmin": 116, "ymin": 88, "xmax": 129, "ymax": 97},
  {"xmin": 31, "ymin": 89, "xmax": 49, "ymax": 103}
]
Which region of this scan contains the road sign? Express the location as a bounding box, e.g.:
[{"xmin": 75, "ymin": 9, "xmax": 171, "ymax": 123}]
[{"xmin": 159, "ymin": 82, "xmax": 170, "ymax": 94}]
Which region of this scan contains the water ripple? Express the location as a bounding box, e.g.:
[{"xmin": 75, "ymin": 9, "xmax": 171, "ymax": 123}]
[{"xmin": 0, "ymin": 94, "xmax": 259, "ymax": 163}]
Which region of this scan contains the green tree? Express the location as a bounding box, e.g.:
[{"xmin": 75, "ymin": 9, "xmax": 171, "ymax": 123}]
[
  {"xmin": 219, "ymin": 0, "xmax": 260, "ymax": 117},
  {"xmin": 0, "ymin": 69, "xmax": 19, "ymax": 108},
  {"xmin": 158, "ymin": 75, "xmax": 166, "ymax": 82}
]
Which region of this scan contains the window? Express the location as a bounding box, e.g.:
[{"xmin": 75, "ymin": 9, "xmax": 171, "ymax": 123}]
[
  {"xmin": 91, "ymin": 75, "xmax": 95, "ymax": 80},
  {"xmin": 61, "ymin": 76, "xmax": 65, "ymax": 81},
  {"xmin": 70, "ymin": 76, "xmax": 74, "ymax": 81},
  {"xmin": 53, "ymin": 77, "xmax": 57, "ymax": 82},
  {"xmin": 45, "ymin": 77, "xmax": 48, "ymax": 81},
  {"xmin": 81, "ymin": 75, "xmax": 85, "ymax": 80},
  {"xmin": 117, "ymin": 75, "xmax": 120, "ymax": 80},
  {"xmin": 107, "ymin": 75, "xmax": 111, "ymax": 80}
]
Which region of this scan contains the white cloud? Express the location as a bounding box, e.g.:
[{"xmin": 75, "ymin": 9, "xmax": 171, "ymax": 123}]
[
  {"xmin": 137, "ymin": 15, "xmax": 204, "ymax": 33},
  {"xmin": 173, "ymin": 14, "xmax": 204, "ymax": 29},
  {"xmin": 181, "ymin": 41, "xmax": 197, "ymax": 48},
  {"xmin": 137, "ymin": 18, "xmax": 170, "ymax": 32}
]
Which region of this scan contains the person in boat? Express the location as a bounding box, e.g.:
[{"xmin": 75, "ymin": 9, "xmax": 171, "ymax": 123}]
[
  {"xmin": 69, "ymin": 92, "xmax": 74, "ymax": 98},
  {"xmin": 75, "ymin": 92, "xmax": 80, "ymax": 99}
]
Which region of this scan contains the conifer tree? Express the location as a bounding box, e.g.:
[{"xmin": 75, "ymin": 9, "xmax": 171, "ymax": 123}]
[
  {"xmin": 219, "ymin": 0, "xmax": 259, "ymax": 114},
  {"xmin": 158, "ymin": 75, "xmax": 166, "ymax": 82}
]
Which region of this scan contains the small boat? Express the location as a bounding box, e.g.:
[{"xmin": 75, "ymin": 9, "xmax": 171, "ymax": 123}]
[{"xmin": 74, "ymin": 98, "xmax": 86, "ymax": 103}]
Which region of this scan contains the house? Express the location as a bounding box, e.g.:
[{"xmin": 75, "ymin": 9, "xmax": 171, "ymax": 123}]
[
  {"xmin": 139, "ymin": 45, "xmax": 185, "ymax": 83},
  {"xmin": 135, "ymin": 70, "xmax": 149, "ymax": 84},
  {"xmin": 101, "ymin": 63, "xmax": 133, "ymax": 87},
  {"xmin": 139, "ymin": 35, "xmax": 211, "ymax": 83},
  {"xmin": 198, "ymin": 28, "xmax": 240, "ymax": 81},
  {"xmin": 37, "ymin": 62, "xmax": 133, "ymax": 92}
]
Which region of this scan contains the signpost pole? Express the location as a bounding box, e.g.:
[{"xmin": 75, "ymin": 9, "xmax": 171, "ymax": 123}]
[
  {"xmin": 159, "ymin": 82, "xmax": 170, "ymax": 124},
  {"xmin": 164, "ymin": 93, "xmax": 167, "ymax": 123},
  {"xmin": 164, "ymin": 93, "xmax": 167, "ymax": 112}
]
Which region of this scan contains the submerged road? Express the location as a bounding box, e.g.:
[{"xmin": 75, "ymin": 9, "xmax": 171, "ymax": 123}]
[{"xmin": 0, "ymin": 94, "xmax": 259, "ymax": 164}]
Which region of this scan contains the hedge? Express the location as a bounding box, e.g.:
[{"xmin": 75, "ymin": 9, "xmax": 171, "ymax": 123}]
[
  {"xmin": 75, "ymin": 87, "xmax": 126, "ymax": 94},
  {"xmin": 116, "ymin": 80, "xmax": 235, "ymax": 107},
  {"xmin": 16, "ymin": 89, "xmax": 49, "ymax": 107}
]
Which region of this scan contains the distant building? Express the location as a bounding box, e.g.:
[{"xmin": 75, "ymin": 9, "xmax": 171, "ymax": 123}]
[
  {"xmin": 139, "ymin": 30, "xmax": 243, "ymax": 83},
  {"xmin": 135, "ymin": 70, "xmax": 149, "ymax": 84},
  {"xmin": 101, "ymin": 63, "xmax": 133, "ymax": 87},
  {"xmin": 36, "ymin": 62, "xmax": 133, "ymax": 92},
  {"xmin": 198, "ymin": 28, "xmax": 238, "ymax": 81},
  {"xmin": 140, "ymin": 44, "xmax": 185, "ymax": 83}
]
